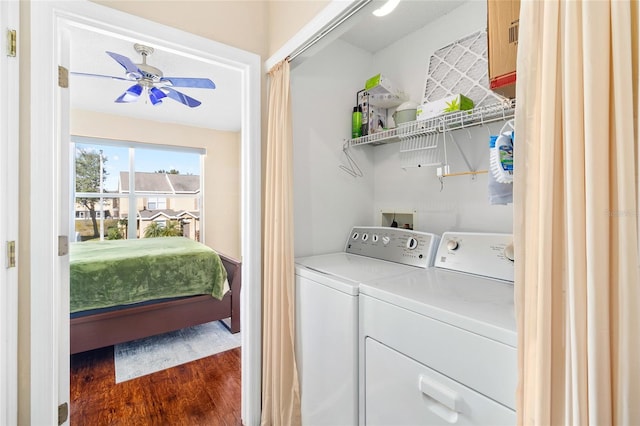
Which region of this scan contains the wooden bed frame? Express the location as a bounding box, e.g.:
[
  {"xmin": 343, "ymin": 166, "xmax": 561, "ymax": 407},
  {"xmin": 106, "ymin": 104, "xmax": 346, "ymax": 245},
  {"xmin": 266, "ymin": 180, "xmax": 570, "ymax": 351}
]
[{"xmin": 70, "ymin": 253, "xmax": 241, "ymax": 354}]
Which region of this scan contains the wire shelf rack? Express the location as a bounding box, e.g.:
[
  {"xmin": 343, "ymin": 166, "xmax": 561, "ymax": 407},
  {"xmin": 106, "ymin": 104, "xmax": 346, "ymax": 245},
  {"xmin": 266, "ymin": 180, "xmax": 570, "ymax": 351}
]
[
  {"xmin": 341, "ymin": 99, "xmax": 515, "ymax": 175},
  {"xmin": 347, "ymin": 99, "xmax": 515, "ymax": 149}
]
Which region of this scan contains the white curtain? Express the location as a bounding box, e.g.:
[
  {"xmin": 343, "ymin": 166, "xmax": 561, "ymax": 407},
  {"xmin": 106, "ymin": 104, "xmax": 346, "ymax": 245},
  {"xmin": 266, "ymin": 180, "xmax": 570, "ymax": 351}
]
[
  {"xmin": 261, "ymin": 59, "xmax": 302, "ymax": 426},
  {"xmin": 514, "ymin": 0, "xmax": 640, "ymax": 424}
]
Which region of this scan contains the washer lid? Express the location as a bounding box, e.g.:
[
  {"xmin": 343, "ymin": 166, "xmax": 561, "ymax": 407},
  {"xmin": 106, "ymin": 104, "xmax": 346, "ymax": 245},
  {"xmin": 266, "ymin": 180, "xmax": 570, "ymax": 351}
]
[
  {"xmin": 360, "ymin": 268, "xmax": 516, "ymax": 347},
  {"xmin": 295, "ymin": 252, "xmax": 421, "ymax": 294}
]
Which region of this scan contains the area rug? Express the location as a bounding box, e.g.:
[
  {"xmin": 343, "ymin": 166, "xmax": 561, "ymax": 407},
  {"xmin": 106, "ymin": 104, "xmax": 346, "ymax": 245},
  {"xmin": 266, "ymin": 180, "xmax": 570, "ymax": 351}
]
[{"xmin": 114, "ymin": 320, "xmax": 241, "ymax": 383}]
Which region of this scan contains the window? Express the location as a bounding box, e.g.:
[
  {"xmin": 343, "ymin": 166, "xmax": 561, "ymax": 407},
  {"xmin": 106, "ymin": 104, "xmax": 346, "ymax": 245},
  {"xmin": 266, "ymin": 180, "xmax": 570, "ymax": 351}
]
[
  {"xmin": 147, "ymin": 197, "xmax": 167, "ymax": 210},
  {"xmin": 72, "ymin": 136, "xmax": 203, "ymax": 242}
]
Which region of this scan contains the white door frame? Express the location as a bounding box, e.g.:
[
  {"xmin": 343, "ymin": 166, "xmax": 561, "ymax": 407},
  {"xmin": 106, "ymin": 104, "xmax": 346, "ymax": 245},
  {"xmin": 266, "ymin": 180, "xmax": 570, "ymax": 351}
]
[
  {"xmin": 30, "ymin": 2, "xmax": 262, "ymax": 425},
  {"xmin": 0, "ymin": 1, "xmax": 19, "ymax": 425}
]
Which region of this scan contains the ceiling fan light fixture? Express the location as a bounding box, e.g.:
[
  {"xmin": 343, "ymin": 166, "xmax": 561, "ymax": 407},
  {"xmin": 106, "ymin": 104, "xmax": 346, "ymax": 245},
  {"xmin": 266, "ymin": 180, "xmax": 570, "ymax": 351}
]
[
  {"xmin": 372, "ymin": 0, "xmax": 401, "ymax": 17},
  {"xmin": 149, "ymin": 87, "xmax": 167, "ymax": 105},
  {"xmin": 148, "ymin": 93, "xmax": 162, "ymax": 105},
  {"xmin": 127, "ymin": 84, "xmax": 143, "ymax": 96},
  {"xmin": 115, "ymin": 83, "xmax": 143, "ymax": 103}
]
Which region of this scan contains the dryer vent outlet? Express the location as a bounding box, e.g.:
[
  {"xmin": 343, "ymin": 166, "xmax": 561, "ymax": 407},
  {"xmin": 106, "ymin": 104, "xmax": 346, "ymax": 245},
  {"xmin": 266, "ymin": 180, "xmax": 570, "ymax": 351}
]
[{"xmin": 380, "ymin": 211, "xmax": 415, "ymax": 230}]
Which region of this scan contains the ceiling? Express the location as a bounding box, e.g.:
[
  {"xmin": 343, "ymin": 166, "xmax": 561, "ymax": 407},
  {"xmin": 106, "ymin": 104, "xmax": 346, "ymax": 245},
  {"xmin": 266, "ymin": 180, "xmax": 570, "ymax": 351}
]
[
  {"xmin": 339, "ymin": 0, "xmax": 468, "ymax": 53},
  {"xmin": 69, "ymin": 1, "xmax": 467, "ymax": 132}
]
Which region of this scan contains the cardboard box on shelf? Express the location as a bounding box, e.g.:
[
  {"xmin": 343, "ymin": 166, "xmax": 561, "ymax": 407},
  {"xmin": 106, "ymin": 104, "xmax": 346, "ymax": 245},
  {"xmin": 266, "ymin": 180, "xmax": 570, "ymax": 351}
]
[
  {"xmin": 365, "ymin": 73, "xmax": 398, "ymax": 95},
  {"xmin": 487, "ymin": 0, "xmax": 520, "ymax": 98},
  {"xmin": 364, "ymin": 73, "xmax": 407, "ymax": 109},
  {"xmin": 369, "ymin": 92, "xmax": 407, "ymax": 109},
  {"xmin": 417, "ymin": 94, "xmax": 474, "ymax": 121}
]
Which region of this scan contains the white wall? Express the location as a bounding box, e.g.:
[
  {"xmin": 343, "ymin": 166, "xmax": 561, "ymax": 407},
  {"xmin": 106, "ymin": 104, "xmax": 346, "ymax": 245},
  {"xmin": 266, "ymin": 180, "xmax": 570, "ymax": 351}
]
[
  {"xmin": 372, "ymin": 125, "xmax": 513, "ymax": 235},
  {"xmin": 291, "ymin": 39, "xmax": 376, "ymax": 257},
  {"xmin": 371, "ymin": 1, "xmax": 488, "ymax": 108},
  {"xmin": 292, "ymin": 1, "xmax": 513, "ymax": 257},
  {"xmin": 368, "ymin": 0, "xmax": 513, "ymax": 236}
]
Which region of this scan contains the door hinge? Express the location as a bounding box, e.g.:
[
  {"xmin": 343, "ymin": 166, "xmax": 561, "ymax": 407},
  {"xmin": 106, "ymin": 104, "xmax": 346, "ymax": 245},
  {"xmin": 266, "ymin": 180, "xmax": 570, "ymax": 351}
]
[
  {"xmin": 58, "ymin": 235, "xmax": 69, "ymax": 256},
  {"xmin": 6, "ymin": 241, "xmax": 15, "ymax": 268},
  {"xmin": 58, "ymin": 65, "xmax": 69, "ymax": 88},
  {"xmin": 58, "ymin": 402, "xmax": 68, "ymax": 425},
  {"xmin": 7, "ymin": 29, "xmax": 16, "ymax": 57}
]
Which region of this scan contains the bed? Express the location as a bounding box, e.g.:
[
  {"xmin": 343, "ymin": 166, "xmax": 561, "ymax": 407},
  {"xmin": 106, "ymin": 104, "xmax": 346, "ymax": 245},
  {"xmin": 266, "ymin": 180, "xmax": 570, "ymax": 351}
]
[{"xmin": 69, "ymin": 237, "xmax": 241, "ymax": 354}]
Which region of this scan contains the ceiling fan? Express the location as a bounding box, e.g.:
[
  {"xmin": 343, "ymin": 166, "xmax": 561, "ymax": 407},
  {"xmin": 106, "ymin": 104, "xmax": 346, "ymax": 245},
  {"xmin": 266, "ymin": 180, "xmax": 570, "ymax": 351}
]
[{"xmin": 71, "ymin": 43, "xmax": 216, "ymax": 108}]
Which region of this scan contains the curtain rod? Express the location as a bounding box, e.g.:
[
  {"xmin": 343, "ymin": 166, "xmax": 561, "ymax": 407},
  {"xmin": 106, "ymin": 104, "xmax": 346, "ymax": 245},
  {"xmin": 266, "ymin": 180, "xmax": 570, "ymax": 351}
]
[{"xmin": 287, "ymin": 0, "xmax": 372, "ymax": 63}]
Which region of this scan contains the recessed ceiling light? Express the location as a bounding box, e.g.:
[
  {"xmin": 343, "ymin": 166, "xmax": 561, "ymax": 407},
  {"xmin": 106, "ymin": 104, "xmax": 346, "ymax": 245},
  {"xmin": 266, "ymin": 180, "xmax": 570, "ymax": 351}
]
[{"xmin": 372, "ymin": 0, "xmax": 401, "ymax": 17}]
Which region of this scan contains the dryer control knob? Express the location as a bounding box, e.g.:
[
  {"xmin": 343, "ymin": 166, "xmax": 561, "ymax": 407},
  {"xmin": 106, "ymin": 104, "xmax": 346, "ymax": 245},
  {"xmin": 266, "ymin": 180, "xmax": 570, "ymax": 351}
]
[
  {"xmin": 504, "ymin": 243, "xmax": 515, "ymax": 261},
  {"xmin": 382, "ymin": 236, "xmax": 390, "ymax": 246},
  {"xmin": 406, "ymin": 237, "xmax": 418, "ymax": 250},
  {"xmin": 446, "ymin": 240, "xmax": 459, "ymax": 251}
]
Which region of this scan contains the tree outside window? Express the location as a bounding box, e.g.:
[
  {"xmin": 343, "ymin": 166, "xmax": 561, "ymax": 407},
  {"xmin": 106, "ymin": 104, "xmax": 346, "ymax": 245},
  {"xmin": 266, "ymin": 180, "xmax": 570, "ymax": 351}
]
[{"xmin": 75, "ymin": 149, "xmax": 108, "ymax": 238}]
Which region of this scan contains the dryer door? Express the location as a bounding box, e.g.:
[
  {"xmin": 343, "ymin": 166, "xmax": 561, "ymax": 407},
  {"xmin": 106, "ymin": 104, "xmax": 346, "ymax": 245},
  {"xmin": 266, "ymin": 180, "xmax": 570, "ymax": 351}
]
[{"xmin": 365, "ymin": 338, "xmax": 514, "ymax": 425}]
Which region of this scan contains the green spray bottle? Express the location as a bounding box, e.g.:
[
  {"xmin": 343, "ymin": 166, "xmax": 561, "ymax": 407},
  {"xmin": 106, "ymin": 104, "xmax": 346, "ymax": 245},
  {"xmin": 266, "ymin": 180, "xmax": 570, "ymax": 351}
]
[{"xmin": 352, "ymin": 106, "xmax": 362, "ymax": 139}]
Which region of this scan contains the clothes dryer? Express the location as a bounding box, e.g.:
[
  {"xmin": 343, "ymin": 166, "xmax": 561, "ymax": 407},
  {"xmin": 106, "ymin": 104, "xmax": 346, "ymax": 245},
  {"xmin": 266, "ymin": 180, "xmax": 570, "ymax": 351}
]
[{"xmin": 359, "ymin": 232, "xmax": 516, "ymax": 425}]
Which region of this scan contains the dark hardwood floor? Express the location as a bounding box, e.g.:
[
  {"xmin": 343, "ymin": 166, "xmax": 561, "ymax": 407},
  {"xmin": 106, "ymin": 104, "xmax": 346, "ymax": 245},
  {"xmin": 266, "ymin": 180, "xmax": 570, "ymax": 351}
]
[{"xmin": 70, "ymin": 346, "xmax": 242, "ymax": 425}]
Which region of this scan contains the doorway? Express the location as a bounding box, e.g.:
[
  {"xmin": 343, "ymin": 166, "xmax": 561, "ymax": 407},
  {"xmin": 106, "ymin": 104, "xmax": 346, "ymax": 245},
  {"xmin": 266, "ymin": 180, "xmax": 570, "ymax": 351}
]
[{"xmin": 29, "ymin": 2, "xmax": 261, "ymax": 424}]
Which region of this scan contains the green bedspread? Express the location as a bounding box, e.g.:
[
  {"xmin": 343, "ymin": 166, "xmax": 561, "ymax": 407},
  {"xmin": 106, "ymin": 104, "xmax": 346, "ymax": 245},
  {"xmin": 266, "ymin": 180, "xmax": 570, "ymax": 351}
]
[{"xmin": 70, "ymin": 237, "xmax": 228, "ymax": 314}]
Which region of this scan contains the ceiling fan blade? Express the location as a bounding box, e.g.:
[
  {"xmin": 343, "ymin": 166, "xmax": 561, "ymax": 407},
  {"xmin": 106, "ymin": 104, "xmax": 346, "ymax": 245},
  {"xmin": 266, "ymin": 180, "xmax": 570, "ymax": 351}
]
[
  {"xmin": 149, "ymin": 87, "xmax": 167, "ymax": 105},
  {"xmin": 163, "ymin": 87, "xmax": 202, "ymax": 108},
  {"xmin": 160, "ymin": 77, "xmax": 216, "ymax": 89},
  {"xmin": 70, "ymin": 71, "xmax": 130, "ymax": 81},
  {"xmin": 114, "ymin": 84, "xmax": 143, "ymax": 103},
  {"xmin": 106, "ymin": 51, "xmax": 142, "ymax": 79}
]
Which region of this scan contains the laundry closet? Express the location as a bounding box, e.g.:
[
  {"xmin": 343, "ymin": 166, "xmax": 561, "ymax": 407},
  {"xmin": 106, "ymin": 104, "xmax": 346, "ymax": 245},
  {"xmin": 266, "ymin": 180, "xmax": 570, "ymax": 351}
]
[
  {"xmin": 291, "ymin": 0, "xmax": 514, "ymax": 257},
  {"xmin": 290, "ymin": 1, "xmax": 518, "ymax": 424}
]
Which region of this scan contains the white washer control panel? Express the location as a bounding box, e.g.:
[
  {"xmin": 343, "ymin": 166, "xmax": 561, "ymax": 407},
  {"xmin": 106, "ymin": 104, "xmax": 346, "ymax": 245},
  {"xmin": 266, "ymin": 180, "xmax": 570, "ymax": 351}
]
[
  {"xmin": 345, "ymin": 226, "xmax": 440, "ymax": 268},
  {"xmin": 435, "ymin": 232, "xmax": 514, "ymax": 282}
]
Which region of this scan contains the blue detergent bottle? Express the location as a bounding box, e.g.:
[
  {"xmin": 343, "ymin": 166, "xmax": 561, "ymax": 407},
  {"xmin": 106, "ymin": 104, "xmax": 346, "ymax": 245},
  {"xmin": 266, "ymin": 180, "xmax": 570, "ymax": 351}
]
[{"xmin": 491, "ymin": 133, "xmax": 513, "ymax": 184}]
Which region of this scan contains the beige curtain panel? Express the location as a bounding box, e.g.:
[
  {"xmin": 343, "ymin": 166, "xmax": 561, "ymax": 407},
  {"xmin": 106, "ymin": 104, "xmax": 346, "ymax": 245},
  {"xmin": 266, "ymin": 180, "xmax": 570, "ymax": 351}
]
[
  {"xmin": 261, "ymin": 59, "xmax": 302, "ymax": 426},
  {"xmin": 514, "ymin": 0, "xmax": 640, "ymax": 424}
]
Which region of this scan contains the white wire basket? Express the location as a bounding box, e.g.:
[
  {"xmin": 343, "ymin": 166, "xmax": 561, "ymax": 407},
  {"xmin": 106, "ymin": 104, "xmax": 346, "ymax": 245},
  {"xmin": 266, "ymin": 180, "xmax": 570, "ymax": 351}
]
[{"xmin": 399, "ymin": 132, "xmax": 442, "ymax": 168}]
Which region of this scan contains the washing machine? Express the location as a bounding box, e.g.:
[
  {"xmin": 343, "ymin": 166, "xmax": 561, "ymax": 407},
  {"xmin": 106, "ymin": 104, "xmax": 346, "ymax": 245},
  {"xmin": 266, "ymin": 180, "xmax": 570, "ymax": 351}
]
[
  {"xmin": 359, "ymin": 232, "xmax": 516, "ymax": 425},
  {"xmin": 295, "ymin": 226, "xmax": 440, "ymax": 426}
]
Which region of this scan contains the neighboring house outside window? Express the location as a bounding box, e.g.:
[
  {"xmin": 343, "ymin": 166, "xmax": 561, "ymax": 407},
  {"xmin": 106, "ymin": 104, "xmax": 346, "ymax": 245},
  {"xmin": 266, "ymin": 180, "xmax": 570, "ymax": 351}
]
[
  {"xmin": 74, "ymin": 208, "xmax": 112, "ymax": 220},
  {"xmin": 119, "ymin": 171, "xmax": 201, "ymax": 240},
  {"xmin": 136, "ymin": 209, "xmax": 200, "ymax": 241},
  {"xmin": 73, "ymin": 139, "xmax": 202, "ymax": 241}
]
